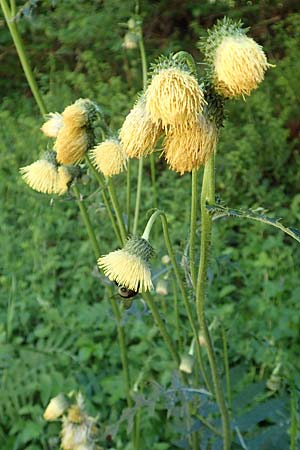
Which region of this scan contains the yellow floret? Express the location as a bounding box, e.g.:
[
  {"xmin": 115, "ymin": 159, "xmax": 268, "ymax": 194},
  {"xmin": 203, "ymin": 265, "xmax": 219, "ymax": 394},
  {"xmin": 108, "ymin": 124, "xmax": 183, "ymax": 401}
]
[
  {"xmin": 119, "ymin": 98, "xmax": 162, "ymax": 158},
  {"xmin": 40, "ymin": 112, "xmax": 63, "ymax": 138},
  {"xmin": 146, "ymin": 68, "xmax": 205, "ymax": 129},
  {"xmin": 20, "ymin": 160, "xmax": 71, "ymax": 195},
  {"xmin": 90, "ymin": 140, "xmax": 127, "ymax": 177},
  {"xmin": 163, "ymin": 115, "xmax": 217, "ymax": 174},
  {"xmin": 55, "ymin": 125, "xmax": 90, "ymax": 165},
  {"xmin": 214, "ymin": 35, "xmax": 271, "ymax": 97}
]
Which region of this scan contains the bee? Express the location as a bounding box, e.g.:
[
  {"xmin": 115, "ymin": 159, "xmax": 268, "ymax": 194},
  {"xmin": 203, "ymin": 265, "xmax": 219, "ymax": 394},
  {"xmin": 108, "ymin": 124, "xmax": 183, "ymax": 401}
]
[
  {"xmin": 117, "ymin": 285, "xmax": 139, "ymax": 299},
  {"xmin": 114, "ymin": 282, "xmax": 140, "ymax": 310}
]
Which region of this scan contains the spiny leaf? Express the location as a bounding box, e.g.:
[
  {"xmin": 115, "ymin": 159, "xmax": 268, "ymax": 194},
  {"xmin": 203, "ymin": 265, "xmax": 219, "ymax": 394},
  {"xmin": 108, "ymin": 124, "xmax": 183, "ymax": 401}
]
[{"xmin": 207, "ymin": 204, "xmax": 300, "ymax": 244}]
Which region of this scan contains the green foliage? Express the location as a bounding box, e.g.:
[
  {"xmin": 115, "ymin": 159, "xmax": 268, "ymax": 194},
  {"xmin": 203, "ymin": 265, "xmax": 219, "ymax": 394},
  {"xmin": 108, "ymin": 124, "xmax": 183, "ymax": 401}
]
[{"xmin": 1, "ymin": 2, "xmax": 300, "ymax": 450}]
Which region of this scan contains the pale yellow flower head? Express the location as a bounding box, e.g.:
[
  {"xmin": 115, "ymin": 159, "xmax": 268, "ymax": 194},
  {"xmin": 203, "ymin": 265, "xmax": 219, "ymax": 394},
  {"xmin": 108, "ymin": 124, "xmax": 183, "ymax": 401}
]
[
  {"xmin": 55, "ymin": 125, "xmax": 93, "ymax": 165},
  {"xmin": 61, "ymin": 393, "xmax": 98, "ymax": 450},
  {"xmin": 98, "ymin": 236, "xmax": 154, "ymax": 292},
  {"xmin": 90, "ymin": 139, "xmax": 127, "ymax": 177},
  {"xmin": 62, "ymin": 98, "xmax": 98, "ymax": 128},
  {"xmin": 20, "ymin": 157, "xmax": 71, "ymax": 195},
  {"xmin": 119, "ymin": 97, "xmax": 162, "ymax": 158},
  {"xmin": 41, "ymin": 112, "xmax": 63, "ymax": 138},
  {"xmin": 163, "ymin": 115, "xmax": 218, "ymax": 174},
  {"xmin": 43, "ymin": 393, "xmax": 69, "ymax": 421},
  {"xmin": 213, "ymin": 35, "xmax": 270, "ymax": 97},
  {"xmin": 146, "ymin": 67, "xmax": 205, "ymax": 129}
]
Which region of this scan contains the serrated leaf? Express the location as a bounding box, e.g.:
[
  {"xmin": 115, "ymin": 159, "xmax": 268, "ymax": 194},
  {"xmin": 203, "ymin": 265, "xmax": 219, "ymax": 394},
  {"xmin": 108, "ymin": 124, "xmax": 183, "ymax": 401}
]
[{"xmin": 207, "ymin": 204, "xmax": 300, "ymax": 243}]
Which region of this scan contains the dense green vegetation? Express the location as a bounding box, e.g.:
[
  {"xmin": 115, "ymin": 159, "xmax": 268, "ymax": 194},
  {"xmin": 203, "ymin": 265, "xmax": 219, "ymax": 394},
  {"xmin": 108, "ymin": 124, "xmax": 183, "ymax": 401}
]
[{"xmin": 1, "ymin": 1, "xmax": 299, "ymax": 449}]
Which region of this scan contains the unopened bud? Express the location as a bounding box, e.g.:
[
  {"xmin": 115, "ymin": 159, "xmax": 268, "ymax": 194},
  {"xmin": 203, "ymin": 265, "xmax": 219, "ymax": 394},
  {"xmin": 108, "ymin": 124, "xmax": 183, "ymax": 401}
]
[
  {"xmin": 43, "ymin": 393, "xmax": 69, "ymax": 421},
  {"xmin": 161, "ymin": 254, "xmax": 170, "ymax": 265},
  {"xmin": 179, "ymin": 354, "xmax": 194, "ymax": 374},
  {"xmin": 156, "ymin": 279, "xmax": 168, "ymax": 296}
]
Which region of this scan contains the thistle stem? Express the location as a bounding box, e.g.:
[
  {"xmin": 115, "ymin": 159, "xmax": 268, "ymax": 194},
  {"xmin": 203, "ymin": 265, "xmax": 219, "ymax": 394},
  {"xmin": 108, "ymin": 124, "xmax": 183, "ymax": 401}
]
[
  {"xmin": 142, "ymin": 209, "xmax": 212, "ymax": 391},
  {"xmin": 1, "ymin": 0, "xmax": 47, "ymax": 116},
  {"xmin": 141, "ymin": 291, "xmax": 180, "ymax": 366},
  {"xmin": 196, "ymin": 154, "xmax": 231, "ymax": 450},
  {"xmin": 190, "ymin": 169, "xmax": 198, "ymax": 287},
  {"xmin": 222, "ymin": 326, "xmax": 232, "ymax": 413},
  {"xmin": 133, "ymin": 156, "xmax": 144, "ymax": 235},
  {"xmin": 73, "ymin": 185, "xmax": 101, "ymax": 258},
  {"xmin": 85, "ymin": 155, "xmax": 123, "ymax": 246},
  {"xmin": 73, "ymin": 184, "xmax": 132, "ymax": 410},
  {"xmin": 107, "ymin": 179, "xmax": 127, "ymax": 245},
  {"xmin": 126, "ymin": 159, "xmax": 131, "ymax": 232}
]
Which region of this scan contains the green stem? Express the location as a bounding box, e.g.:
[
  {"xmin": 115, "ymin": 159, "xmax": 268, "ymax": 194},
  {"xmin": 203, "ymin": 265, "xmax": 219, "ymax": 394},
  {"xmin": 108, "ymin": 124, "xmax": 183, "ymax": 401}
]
[
  {"xmin": 141, "ymin": 291, "xmax": 180, "ymax": 366},
  {"xmin": 73, "ymin": 184, "xmax": 132, "ymax": 412},
  {"xmin": 222, "ymin": 326, "xmax": 232, "ymax": 413},
  {"xmin": 133, "ymin": 156, "xmax": 144, "ymax": 235},
  {"xmin": 109, "ymin": 296, "xmax": 132, "ymax": 407},
  {"xmin": 73, "ymin": 185, "xmax": 101, "ymax": 259},
  {"xmin": 190, "ymin": 169, "xmax": 198, "ymax": 287},
  {"xmin": 159, "ymin": 211, "xmax": 212, "ymax": 392},
  {"xmin": 107, "ymin": 180, "xmax": 127, "ymax": 245},
  {"xmin": 126, "ymin": 159, "xmax": 131, "ymax": 232},
  {"xmin": 85, "ymin": 155, "xmax": 122, "ymax": 246},
  {"xmin": 1, "ymin": 0, "xmax": 47, "ymax": 116},
  {"xmin": 172, "ymin": 277, "xmax": 183, "ymax": 355},
  {"xmin": 196, "ymin": 153, "xmax": 231, "ymax": 450}
]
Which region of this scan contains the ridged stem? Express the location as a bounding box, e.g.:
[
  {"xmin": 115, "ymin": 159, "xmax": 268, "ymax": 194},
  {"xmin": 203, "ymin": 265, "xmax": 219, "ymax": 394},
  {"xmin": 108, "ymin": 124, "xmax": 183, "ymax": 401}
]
[
  {"xmin": 126, "ymin": 159, "xmax": 131, "ymax": 232},
  {"xmin": 1, "ymin": 0, "xmax": 47, "ymax": 116},
  {"xmin": 107, "ymin": 180, "xmax": 127, "ymax": 245},
  {"xmin": 190, "ymin": 169, "xmax": 198, "ymax": 287},
  {"xmin": 85, "ymin": 156, "xmax": 122, "ymax": 246},
  {"xmin": 222, "ymin": 326, "xmax": 232, "ymax": 413},
  {"xmin": 133, "ymin": 156, "xmax": 144, "ymax": 235},
  {"xmin": 196, "ymin": 153, "xmax": 231, "ymax": 450},
  {"xmin": 73, "ymin": 185, "xmax": 132, "ymax": 408}
]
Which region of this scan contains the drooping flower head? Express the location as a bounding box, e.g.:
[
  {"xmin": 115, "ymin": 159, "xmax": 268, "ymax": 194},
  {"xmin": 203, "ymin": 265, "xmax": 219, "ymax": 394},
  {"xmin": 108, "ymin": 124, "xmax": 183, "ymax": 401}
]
[
  {"xmin": 20, "ymin": 151, "xmax": 72, "ymax": 195},
  {"xmin": 163, "ymin": 114, "xmax": 218, "ymax": 174},
  {"xmin": 146, "ymin": 58, "xmax": 206, "ymax": 129},
  {"xmin": 61, "ymin": 394, "xmax": 98, "ymax": 450},
  {"xmin": 54, "ymin": 99, "xmax": 98, "ymax": 165},
  {"xmin": 90, "ymin": 138, "xmax": 127, "ymax": 177},
  {"xmin": 41, "ymin": 112, "xmax": 63, "ymax": 138},
  {"xmin": 98, "ymin": 236, "xmax": 154, "ymax": 292},
  {"xmin": 119, "ymin": 96, "xmax": 162, "ymax": 158},
  {"xmin": 199, "ymin": 17, "xmax": 272, "ymax": 98},
  {"xmin": 43, "ymin": 393, "xmax": 69, "ymax": 421}
]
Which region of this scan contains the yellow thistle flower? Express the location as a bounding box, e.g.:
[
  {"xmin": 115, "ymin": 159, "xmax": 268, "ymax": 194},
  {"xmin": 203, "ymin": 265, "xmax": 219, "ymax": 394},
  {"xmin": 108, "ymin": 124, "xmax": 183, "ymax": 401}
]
[
  {"xmin": 40, "ymin": 112, "xmax": 63, "ymax": 138},
  {"xmin": 146, "ymin": 68, "xmax": 205, "ymax": 129},
  {"xmin": 43, "ymin": 394, "xmax": 69, "ymax": 421},
  {"xmin": 119, "ymin": 97, "xmax": 162, "ymax": 158},
  {"xmin": 163, "ymin": 115, "xmax": 217, "ymax": 174},
  {"xmin": 90, "ymin": 139, "xmax": 127, "ymax": 177},
  {"xmin": 20, "ymin": 159, "xmax": 71, "ymax": 195},
  {"xmin": 213, "ymin": 35, "xmax": 271, "ymax": 98},
  {"xmin": 61, "ymin": 393, "xmax": 97, "ymax": 450},
  {"xmin": 98, "ymin": 236, "xmax": 154, "ymax": 292},
  {"xmin": 55, "ymin": 125, "xmax": 92, "ymax": 165}
]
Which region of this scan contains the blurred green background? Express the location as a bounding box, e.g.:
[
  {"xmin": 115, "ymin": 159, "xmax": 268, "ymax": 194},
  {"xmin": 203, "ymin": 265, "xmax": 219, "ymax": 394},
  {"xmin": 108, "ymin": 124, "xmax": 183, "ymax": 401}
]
[{"xmin": 0, "ymin": 1, "xmax": 299, "ymax": 449}]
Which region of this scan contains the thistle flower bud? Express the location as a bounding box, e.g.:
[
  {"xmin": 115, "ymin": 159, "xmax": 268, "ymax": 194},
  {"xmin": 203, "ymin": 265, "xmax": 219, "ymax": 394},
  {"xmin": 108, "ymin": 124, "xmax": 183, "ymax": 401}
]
[
  {"xmin": 54, "ymin": 99, "xmax": 97, "ymax": 165},
  {"xmin": 119, "ymin": 97, "xmax": 162, "ymax": 159},
  {"xmin": 199, "ymin": 18, "xmax": 272, "ymax": 98},
  {"xmin": 43, "ymin": 393, "xmax": 69, "ymax": 421},
  {"xmin": 163, "ymin": 114, "xmax": 218, "ymax": 174},
  {"xmin": 123, "ymin": 31, "xmax": 139, "ymax": 49},
  {"xmin": 90, "ymin": 139, "xmax": 127, "ymax": 177},
  {"xmin": 41, "ymin": 112, "xmax": 63, "ymax": 138},
  {"xmin": 179, "ymin": 354, "xmax": 194, "ymax": 374},
  {"xmin": 146, "ymin": 66, "xmax": 205, "ymax": 129},
  {"xmin": 98, "ymin": 236, "xmax": 154, "ymax": 292},
  {"xmin": 156, "ymin": 279, "xmax": 168, "ymax": 296}
]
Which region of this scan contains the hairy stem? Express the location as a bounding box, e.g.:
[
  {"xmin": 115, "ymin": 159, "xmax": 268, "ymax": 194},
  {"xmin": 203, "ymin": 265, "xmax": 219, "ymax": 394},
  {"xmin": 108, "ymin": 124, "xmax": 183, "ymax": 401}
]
[
  {"xmin": 85, "ymin": 155, "xmax": 122, "ymax": 246},
  {"xmin": 107, "ymin": 179, "xmax": 127, "ymax": 245},
  {"xmin": 190, "ymin": 169, "xmax": 198, "ymax": 287},
  {"xmin": 196, "ymin": 154, "xmax": 231, "ymax": 450},
  {"xmin": 126, "ymin": 159, "xmax": 131, "ymax": 232},
  {"xmin": 1, "ymin": 0, "xmax": 47, "ymax": 115}
]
